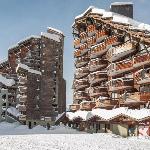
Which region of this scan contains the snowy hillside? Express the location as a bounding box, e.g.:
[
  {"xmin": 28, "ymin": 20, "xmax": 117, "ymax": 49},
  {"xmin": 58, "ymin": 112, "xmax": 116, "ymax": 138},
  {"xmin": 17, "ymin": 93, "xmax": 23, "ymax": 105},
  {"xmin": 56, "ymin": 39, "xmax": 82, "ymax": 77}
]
[{"xmin": 0, "ymin": 122, "xmax": 150, "ymax": 150}]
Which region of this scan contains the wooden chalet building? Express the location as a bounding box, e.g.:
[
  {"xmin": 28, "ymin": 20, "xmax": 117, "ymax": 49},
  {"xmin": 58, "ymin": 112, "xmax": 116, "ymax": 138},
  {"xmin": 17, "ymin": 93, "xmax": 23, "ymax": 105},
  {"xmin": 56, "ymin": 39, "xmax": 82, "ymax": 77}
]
[{"xmin": 68, "ymin": 3, "xmax": 150, "ymax": 136}]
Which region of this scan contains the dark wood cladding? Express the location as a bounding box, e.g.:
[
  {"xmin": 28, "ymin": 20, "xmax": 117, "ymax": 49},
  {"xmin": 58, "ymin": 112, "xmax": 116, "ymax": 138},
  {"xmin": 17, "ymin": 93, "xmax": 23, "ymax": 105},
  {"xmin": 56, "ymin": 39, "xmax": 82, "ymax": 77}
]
[
  {"xmin": 0, "ymin": 29, "xmax": 66, "ymax": 123},
  {"xmin": 26, "ymin": 72, "xmax": 40, "ymax": 120}
]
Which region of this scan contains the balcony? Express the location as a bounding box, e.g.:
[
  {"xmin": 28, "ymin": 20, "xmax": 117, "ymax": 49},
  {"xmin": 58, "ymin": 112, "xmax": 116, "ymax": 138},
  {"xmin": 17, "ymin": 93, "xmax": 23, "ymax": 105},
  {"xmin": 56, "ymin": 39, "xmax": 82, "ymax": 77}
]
[
  {"xmin": 90, "ymin": 42, "xmax": 107, "ymax": 58},
  {"xmin": 140, "ymin": 92, "xmax": 150, "ymax": 102},
  {"xmin": 18, "ymin": 105, "xmax": 26, "ymax": 112},
  {"xmin": 105, "ymin": 35, "xmax": 119, "ymax": 48},
  {"xmin": 73, "ymin": 91, "xmax": 90, "ymax": 101},
  {"xmin": 87, "ymin": 25, "xmax": 96, "ymax": 37},
  {"xmin": 73, "ymin": 79, "xmax": 89, "ymax": 91},
  {"xmin": 74, "ymin": 38, "xmax": 80, "ymax": 49},
  {"xmin": 125, "ymin": 92, "xmax": 150, "ymax": 103},
  {"xmin": 80, "ymin": 32, "xmax": 87, "ymax": 43},
  {"xmin": 69, "ymin": 104, "xmax": 80, "ymax": 111},
  {"xmin": 75, "ymin": 56, "xmax": 90, "ymax": 68},
  {"xmin": 95, "ymin": 29, "xmax": 108, "ymax": 43},
  {"xmin": 79, "ymin": 43, "xmax": 89, "ymax": 55},
  {"xmin": 108, "ymin": 78, "xmax": 134, "ymax": 92},
  {"xmin": 133, "ymin": 52, "xmax": 150, "ymax": 68},
  {"xmin": 18, "ymin": 86, "xmax": 27, "ymax": 93},
  {"xmin": 107, "ymin": 42, "xmax": 136, "ymax": 62},
  {"xmin": 89, "ymin": 71, "xmax": 107, "ymax": 86},
  {"xmin": 19, "ymin": 95, "xmax": 27, "ymax": 103},
  {"xmin": 87, "ymin": 36, "xmax": 96, "ymax": 48},
  {"xmin": 19, "ymin": 115, "xmax": 26, "ymax": 121},
  {"xmin": 95, "ymin": 99, "xmax": 118, "ymax": 109},
  {"xmin": 75, "ymin": 67, "xmax": 89, "ymax": 79},
  {"xmin": 88, "ymin": 58, "xmax": 108, "ymax": 72},
  {"xmin": 89, "ymin": 86, "xmax": 108, "ymax": 98},
  {"xmin": 80, "ymin": 101, "xmax": 96, "ymax": 111},
  {"xmin": 135, "ymin": 68, "xmax": 150, "ymax": 85},
  {"xmin": 107, "ymin": 59, "xmax": 133, "ymax": 76},
  {"xmin": 18, "ymin": 76, "xmax": 27, "ymax": 85}
]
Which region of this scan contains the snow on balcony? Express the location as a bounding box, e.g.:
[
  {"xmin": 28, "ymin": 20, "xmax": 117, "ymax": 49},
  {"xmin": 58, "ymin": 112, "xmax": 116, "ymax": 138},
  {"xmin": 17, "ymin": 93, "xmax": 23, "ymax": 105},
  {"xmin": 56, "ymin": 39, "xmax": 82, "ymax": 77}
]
[
  {"xmin": 0, "ymin": 74, "xmax": 15, "ymax": 87},
  {"xmin": 16, "ymin": 63, "xmax": 41, "ymax": 75}
]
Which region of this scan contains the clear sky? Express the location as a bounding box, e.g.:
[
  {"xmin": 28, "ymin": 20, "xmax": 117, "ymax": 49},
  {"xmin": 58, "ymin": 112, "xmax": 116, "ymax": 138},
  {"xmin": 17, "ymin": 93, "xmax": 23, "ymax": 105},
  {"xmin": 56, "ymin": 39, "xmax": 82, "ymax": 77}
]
[{"xmin": 0, "ymin": 0, "xmax": 150, "ymax": 105}]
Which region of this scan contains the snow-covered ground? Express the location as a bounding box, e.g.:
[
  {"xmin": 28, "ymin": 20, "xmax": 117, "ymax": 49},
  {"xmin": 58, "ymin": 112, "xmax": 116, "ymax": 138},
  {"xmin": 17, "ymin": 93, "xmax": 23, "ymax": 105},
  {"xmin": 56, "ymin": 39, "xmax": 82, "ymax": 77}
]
[{"xmin": 0, "ymin": 122, "xmax": 150, "ymax": 150}]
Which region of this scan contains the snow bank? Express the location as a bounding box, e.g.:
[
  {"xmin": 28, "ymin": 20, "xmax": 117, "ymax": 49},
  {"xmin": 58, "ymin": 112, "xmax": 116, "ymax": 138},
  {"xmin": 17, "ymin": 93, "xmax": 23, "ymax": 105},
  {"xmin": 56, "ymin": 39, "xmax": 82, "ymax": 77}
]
[
  {"xmin": 16, "ymin": 63, "xmax": 41, "ymax": 75},
  {"xmin": 0, "ymin": 74, "xmax": 15, "ymax": 87}
]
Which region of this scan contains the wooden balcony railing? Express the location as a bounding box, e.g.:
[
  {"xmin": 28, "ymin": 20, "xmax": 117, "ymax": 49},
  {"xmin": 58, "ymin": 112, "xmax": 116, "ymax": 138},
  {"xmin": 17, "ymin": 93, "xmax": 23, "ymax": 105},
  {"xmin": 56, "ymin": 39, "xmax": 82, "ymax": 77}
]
[
  {"xmin": 107, "ymin": 42, "xmax": 135, "ymax": 62},
  {"xmin": 107, "ymin": 59, "xmax": 133, "ymax": 76},
  {"xmin": 89, "ymin": 71, "xmax": 107, "ymax": 86},
  {"xmin": 87, "ymin": 36, "xmax": 96, "ymax": 48},
  {"xmin": 69, "ymin": 104, "xmax": 80, "ymax": 111},
  {"xmin": 80, "ymin": 101, "xmax": 96, "ymax": 110},
  {"xmin": 135, "ymin": 68, "xmax": 150, "ymax": 85},
  {"xmin": 87, "ymin": 25, "xmax": 96, "ymax": 36},
  {"xmin": 90, "ymin": 42, "xmax": 107, "ymax": 58},
  {"xmin": 95, "ymin": 29, "xmax": 108, "ymax": 43},
  {"xmin": 75, "ymin": 56, "xmax": 90, "ymax": 68},
  {"xmin": 73, "ymin": 79, "xmax": 89, "ymax": 91},
  {"xmin": 108, "ymin": 78, "xmax": 134, "ymax": 92},
  {"xmin": 74, "ymin": 38, "xmax": 80, "ymax": 49},
  {"xmin": 95, "ymin": 99, "xmax": 118, "ymax": 109},
  {"xmin": 88, "ymin": 58, "xmax": 108, "ymax": 72},
  {"xmin": 133, "ymin": 52, "xmax": 150, "ymax": 68},
  {"xmin": 80, "ymin": 32, "xmax": 87, "ymax": 43},
  {"xmin": 140, "ymin": 92, "xmax": 150, "ymax": 102},
  {"xmin": 73, "ymin": 91, "xmax": 89, "ymax": 101},
  {"xmin": 75, "ymin": 67, "xmax": 89, "ymax": 79},
  {"xmin": 89, "ymin": 86, "xmax": 108, "ymax": 97}
]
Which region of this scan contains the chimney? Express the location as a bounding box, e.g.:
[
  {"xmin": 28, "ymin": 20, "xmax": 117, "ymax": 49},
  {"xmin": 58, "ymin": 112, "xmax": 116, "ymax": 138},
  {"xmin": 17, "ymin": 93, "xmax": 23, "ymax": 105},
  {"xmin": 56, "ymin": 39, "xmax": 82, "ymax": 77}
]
[{"xmin": 110, "ymin": 2, "xmax": 133, "ymax": 18}]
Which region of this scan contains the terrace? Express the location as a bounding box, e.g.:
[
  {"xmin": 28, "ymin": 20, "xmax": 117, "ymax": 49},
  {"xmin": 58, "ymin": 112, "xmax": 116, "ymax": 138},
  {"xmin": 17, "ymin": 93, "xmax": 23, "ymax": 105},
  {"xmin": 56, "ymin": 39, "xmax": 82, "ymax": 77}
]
[
  {"xmin": 75, "ymin": 67, "xmax": 89, "ymax": 79},
  {"xmin": 87, "ymin": 24, "xmax": 96, "ymax": 37},
  {"xmin": 73, "ymin": 79, "xmax": 89, "ymax": 91},
  {"xmin": 135, "ymin": 68, "xmax": 150, "ymax": 85},
  {"xmin": 107, "ymin": 59, "xmax": 133, "ymax": 76},
  {"xmin": 80, "ymin": 101, "xmax": 96, "ymax": 111},
  {"xmin": 89, "ymin": 71, "xmax": 107, "ymax": 86},
  {"xmin": 73, "ymin": 91, "xmax": 90, "ymax": 101},
  {"xmin": 74, "ymin": 38, "xmax": 80, "ymax": 49},
  {"xmin": 88, "ymin": 58, "xmax": 108, "ymax": 72},
  {"xmin": 75, "ymin": 56, "xmax": 90, "ymax": 68},
  {"xmin": 95, "ymin": 29, "xmax": 108, "ymax": 43},
  {"xmin": 89, "ymin": 86, "xmax": 108, "ymax": 98},
  {"xmin": 108, "ymin": 78, "xmax": 134, "ymax": 92},
  {"xmin": 107, "ymin": 42, "xmax": 136, "ymax": 62},
  {"xmin": 133, "ymin": 51, "xmax": 150, "ymax": 68}
]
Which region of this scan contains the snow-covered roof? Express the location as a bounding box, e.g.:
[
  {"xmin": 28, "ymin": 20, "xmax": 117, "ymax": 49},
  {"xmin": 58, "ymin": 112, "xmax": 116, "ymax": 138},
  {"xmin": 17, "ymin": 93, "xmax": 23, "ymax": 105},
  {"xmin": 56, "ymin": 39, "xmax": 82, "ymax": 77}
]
[
  {"xmin": 0, "ymin": 74, "xmax": 15, "ymax": 87},
  {"xmin": 74, "ymin": 6, "xmax": 150, "ymax": 32},
  {"xmin": 66, "ymin": 107, "xmax": 150, "ymax": 121},
  {"xmin": 111, "ymin": 2, "xmax": 133, "ymax": 6},
  {"xmin": 7, "ymin": 107, "xmax": 21, "ymax": 117},
  {"xmin": 16, "ymin": 63, "xmax": 41, "ymax": 75},
  {"xmin": 18, "ymin": 35, "xmax": 40, "ymax": 45},
  {"xmin": 0, "ymin": 58, "xmax": 8, "ymax": 64},
  {"xmin": 47, "ymin": 27, "xmax": 64, "ymax": 35},
  {"xmin": 41, "ymin": 32, "xmax": 61, "ymax": 42}
]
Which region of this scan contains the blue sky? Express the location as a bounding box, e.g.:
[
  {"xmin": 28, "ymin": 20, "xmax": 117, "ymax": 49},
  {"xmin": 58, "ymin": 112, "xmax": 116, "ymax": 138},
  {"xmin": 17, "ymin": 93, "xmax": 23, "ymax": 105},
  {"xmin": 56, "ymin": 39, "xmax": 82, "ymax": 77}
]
[{"xmin": 0, "ymin": 0, "xmax": 150, "ymax": 105}]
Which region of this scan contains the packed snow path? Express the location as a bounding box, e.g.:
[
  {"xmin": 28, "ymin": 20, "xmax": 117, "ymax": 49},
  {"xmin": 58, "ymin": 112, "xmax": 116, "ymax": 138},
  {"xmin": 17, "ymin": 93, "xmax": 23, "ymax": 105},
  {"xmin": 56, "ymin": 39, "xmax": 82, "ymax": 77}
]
[{"xmin": 0, "ymin": 122, "xmax": 150, "ymax": 150}]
